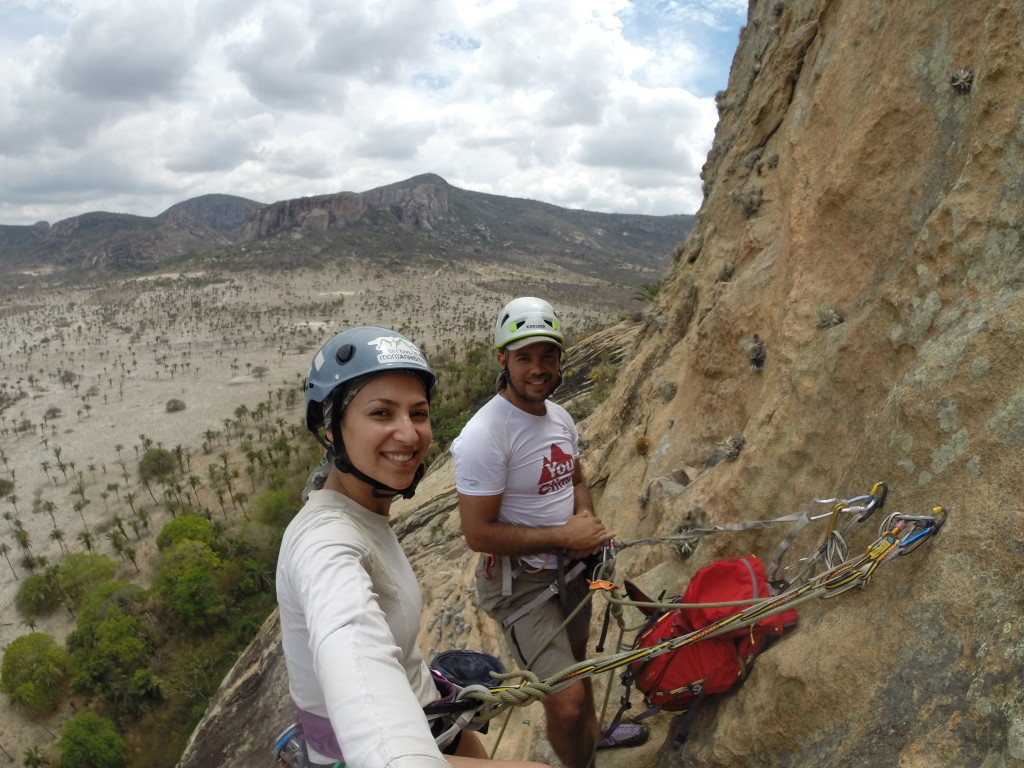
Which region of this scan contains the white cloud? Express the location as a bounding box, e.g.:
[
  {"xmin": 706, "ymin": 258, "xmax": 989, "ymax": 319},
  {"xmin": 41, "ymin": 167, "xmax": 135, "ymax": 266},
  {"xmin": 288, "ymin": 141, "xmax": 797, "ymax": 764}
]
[{"xmin": 0, "ymin": 0, "xmax": 743, "ymax": 225}]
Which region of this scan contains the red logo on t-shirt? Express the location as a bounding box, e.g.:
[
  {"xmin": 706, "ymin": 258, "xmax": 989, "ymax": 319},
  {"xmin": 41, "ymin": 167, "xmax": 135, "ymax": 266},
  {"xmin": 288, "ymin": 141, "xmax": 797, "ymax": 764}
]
[{"xmin": 538, "ymin": 444, "xmax": 574, "ymax": 496}]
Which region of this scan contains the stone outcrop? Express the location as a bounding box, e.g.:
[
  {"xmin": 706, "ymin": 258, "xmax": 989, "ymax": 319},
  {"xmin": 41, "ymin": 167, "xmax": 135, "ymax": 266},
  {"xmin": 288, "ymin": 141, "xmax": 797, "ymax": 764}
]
[
  {"xmin": 178, "ymin": 1, "xmax": 1024, "ymax": 766},
  {"xmin": 236, "ymin": 174, "xmax": 451, "ymax": 241}
]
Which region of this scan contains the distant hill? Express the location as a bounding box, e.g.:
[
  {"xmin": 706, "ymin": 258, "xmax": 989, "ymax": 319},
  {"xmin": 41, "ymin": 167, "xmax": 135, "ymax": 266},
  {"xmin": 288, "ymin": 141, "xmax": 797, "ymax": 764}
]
[
  {"xmin": 0, "ymin": 194, "xmax": 263, "ymax": 274},
  {"xmin": 234, "ymin": 174, "xmax": 692, "ymax": 285},
  {"xmin": 158, "ymin": 194, "xmax": 264, "ymax": 235},
  {"xmin": 0, "ymin": 176, "xmax": 691, "ymax": 284}
]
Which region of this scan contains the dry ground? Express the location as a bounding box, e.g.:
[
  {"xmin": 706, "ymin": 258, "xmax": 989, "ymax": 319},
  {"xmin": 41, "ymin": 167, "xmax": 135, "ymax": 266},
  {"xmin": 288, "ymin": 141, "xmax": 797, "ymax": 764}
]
[{"xmin": 0, "ymin": 258, "xmax": 632, "ymax": 763}]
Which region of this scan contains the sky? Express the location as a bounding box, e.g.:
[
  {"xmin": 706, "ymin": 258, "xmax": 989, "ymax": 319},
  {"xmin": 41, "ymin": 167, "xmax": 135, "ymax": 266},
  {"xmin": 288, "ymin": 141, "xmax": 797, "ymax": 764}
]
[{"xmin": 0, "ymin": 0, "xmax": 746, "ymax": 226}]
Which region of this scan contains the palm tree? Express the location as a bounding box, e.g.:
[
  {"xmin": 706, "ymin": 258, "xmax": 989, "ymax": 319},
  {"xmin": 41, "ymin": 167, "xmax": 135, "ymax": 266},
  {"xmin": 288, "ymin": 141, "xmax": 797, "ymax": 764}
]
[
  {"xmin": 77, "ymin": 530, "xmax": 95, "ymax": 553},
  {"xmin": 110, "ymin": 514, "xmax": 128, "ymax": 539},
  {"xmin": 0, "ymin": 542, "xmax": 17, "ymax": 580},
  {"xmin": 72, "ymin": 500, "xmax": 87, "ymax": 528},
  {"xmin": 22, "ymin": 745, "xmax": 50, "ymax": 768},
  {"xmin": 43, "ymin": 500, "xmax": 57, "ymax": 529},
  {"xmin": 12, "ymin": 526, "xmax": 32, "ymax": 558},
  {"xmin": 49, "ymin": 528, "xmax": 68, "ymax": 556},
  {"xmin": 106, "ymin": 530, "xmax": 127, "ymax": 560}
]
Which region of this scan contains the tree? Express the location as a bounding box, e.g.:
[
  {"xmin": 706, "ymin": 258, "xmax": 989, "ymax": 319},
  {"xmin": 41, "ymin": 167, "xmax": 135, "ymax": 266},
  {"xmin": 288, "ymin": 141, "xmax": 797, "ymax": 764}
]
[
  {"xmin": 155, "ymin": 514, "xmax": 215, "ymax": 552},
  {"xmin": 77, "ymin": 530, "xmax": 95, "ymax": 553},
  {"xmin": 49, "ymin": 528, "xmax": 68, "ymax": 556},
  {"xmin": 15, "ymin": 572, "xmax": 61, "ymax": 618},
  {"xmin": 57, "ymin": 712, "xmax": 126, "ymax": 768},
  {"xmin": 138, "ymin": 447, "xmax": 175, "ymax": 483},
  {"xmin": 154, "ymin": 540, "xmax": 225, "ymax": 630},
  {"xmin": 53, "ymin": 552, "xmax": 117, "ymax": 609},
  {"xmin": 67, "ymin": 583, "xmax": 152, "ymax": 700},
  {"xmin": 22, "ymin": 745, "xmax": 51, "ymax": 768},
  {"xmin": 0, "ymin": 632, "xmax": 68, "ymax": 715},
  {"xmin": 0, "ymin": 542, "xmax": 16, "ymax": 580}
]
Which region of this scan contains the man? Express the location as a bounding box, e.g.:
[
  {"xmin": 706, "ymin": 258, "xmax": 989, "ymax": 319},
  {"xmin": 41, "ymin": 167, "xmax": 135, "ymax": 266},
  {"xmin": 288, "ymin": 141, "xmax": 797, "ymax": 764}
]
[{"xmin": 452, "ymin": 297, "xmax": 648, "ymax": 768}]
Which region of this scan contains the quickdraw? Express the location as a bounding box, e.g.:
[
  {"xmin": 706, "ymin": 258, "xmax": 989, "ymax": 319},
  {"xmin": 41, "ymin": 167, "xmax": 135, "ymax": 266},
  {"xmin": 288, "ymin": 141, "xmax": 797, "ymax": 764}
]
[{"xmin": 453, "ymin": 488, "xmax": 946, "ymax": 726}]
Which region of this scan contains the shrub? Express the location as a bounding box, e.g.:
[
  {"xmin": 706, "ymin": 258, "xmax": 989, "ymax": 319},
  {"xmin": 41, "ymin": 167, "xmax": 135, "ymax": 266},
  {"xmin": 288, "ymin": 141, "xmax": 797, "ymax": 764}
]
[
  {"xmin": 165, "ymin": 398, "xmax": 186, "ymax": 412},
  {"xmin": 156, "ymin": 514, "xmax": 215, "ymax": 551},
  {"xmin": 15, "ymin": 572, "xmax": 61, "ymax": 618},
  {"xmin": 252, "ymin": 488, "xmax": 300, "ymax": 528},
  {"xmin": 139, "ymin": 448, "xmax": 176, "ymax": 482},
  {"xmin": 58, "ymin": 712, "xmax": 126, "ymax": 768}
]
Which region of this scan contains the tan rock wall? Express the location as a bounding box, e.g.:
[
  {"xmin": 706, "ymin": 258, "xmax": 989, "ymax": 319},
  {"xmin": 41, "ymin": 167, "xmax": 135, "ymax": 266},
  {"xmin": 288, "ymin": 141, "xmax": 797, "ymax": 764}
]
[{"xmin": 581, "ymin": 0, "xmax": 1024, "ymax": 765}]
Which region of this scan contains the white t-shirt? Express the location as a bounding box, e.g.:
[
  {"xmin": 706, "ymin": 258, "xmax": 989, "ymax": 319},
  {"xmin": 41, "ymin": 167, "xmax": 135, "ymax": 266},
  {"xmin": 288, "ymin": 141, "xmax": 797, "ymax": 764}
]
[
  {"xmin": 276, "ymin": 489, "xmax": 447, "ymax": 768},
  {"xmin": 451, "ymin": 394, "xmax": 580, "ymax": 569}
]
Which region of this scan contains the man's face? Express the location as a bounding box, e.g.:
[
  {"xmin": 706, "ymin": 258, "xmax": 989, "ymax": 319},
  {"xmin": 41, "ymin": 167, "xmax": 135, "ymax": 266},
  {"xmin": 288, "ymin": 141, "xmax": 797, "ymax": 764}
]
[{"xmin": 499, "ymin": 340, "xmax": 562, "ymax": 405}]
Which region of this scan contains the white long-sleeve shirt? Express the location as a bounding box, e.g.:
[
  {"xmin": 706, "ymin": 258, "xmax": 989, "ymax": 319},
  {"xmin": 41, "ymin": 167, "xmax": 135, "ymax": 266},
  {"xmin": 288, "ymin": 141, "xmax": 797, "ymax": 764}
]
[{"xmin": 276, "ymin": 489, "xmax": 448, "ymax": 768}]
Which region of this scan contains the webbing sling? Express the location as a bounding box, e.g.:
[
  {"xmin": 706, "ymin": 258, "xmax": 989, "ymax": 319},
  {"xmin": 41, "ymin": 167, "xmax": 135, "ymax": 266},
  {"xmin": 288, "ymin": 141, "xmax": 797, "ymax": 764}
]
[{"xmin": 500, "ymin": 557, "xmax": 588, "ymax": 629}]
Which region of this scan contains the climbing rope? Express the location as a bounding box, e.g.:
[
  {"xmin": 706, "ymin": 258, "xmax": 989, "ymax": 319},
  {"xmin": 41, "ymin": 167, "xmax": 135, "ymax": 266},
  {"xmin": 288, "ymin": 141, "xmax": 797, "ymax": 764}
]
[{"xmin": 449, "ymin": 490, "xmax": 945, "ymax": 727}]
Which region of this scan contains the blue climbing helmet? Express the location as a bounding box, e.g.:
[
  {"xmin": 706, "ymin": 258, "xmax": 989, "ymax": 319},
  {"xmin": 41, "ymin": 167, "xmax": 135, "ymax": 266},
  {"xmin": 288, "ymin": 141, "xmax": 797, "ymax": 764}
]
[{"xmin": 303, "ymin": 326, "xmax": 436, "ymax": 498}]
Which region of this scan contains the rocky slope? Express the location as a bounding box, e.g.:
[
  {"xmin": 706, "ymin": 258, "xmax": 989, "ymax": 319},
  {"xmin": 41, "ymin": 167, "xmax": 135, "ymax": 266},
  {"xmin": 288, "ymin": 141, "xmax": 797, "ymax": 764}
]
[
  {"xmin": 0, "ymin": 195, "xmax": 263, "ymax": 273},
  {"xmin": 0, "ymin": 176, "xmax": 689, "ymax": 285},
  {"xmin": 236, "ymin": 173, "xmax": 691, "ymax": 284},
  {"xmin": 178, "ymin": 0, "xmax": 1024, "ymax": 766}
]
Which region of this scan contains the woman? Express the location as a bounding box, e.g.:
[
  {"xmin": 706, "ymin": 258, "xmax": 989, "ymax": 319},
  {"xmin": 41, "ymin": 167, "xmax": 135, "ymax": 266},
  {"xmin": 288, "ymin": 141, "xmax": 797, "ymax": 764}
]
[{"xmin": 277, "ymin": 326, "xmax": 547, "ymax": 768}]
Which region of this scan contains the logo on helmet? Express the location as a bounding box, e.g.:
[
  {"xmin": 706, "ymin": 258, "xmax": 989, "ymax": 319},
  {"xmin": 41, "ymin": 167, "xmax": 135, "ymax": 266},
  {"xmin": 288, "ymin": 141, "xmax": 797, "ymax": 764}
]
[{"xmin": 367, "ymin": 336, "xmax": 428, "ymax": 367}]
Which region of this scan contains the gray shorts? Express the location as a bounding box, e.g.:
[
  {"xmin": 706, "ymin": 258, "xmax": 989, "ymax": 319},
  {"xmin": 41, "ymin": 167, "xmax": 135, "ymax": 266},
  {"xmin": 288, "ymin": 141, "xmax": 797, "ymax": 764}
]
[{"xmin": 475, "ymin": 555, "xmax": 592, "ymax": 680}]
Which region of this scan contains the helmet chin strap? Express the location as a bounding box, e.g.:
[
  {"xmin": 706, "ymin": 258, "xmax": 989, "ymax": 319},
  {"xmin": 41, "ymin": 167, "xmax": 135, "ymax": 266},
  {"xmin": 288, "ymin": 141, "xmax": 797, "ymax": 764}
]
[{"xmin": 331, "ymin": 449, "xmax": 425, "ymax": 500}]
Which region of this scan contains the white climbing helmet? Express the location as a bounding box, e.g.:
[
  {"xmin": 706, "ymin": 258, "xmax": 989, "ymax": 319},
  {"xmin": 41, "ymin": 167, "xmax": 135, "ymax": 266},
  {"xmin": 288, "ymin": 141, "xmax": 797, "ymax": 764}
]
[{"xmin": 493, "ymin": 297, "xmax": 565, "ymax": 352}]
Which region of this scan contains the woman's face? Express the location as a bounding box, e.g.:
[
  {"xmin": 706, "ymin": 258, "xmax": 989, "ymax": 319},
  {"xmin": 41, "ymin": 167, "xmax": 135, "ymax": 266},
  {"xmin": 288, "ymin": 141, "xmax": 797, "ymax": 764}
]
[{"xmin": 337, "ymin": 372, "xmax": 432, "ymax": 496}]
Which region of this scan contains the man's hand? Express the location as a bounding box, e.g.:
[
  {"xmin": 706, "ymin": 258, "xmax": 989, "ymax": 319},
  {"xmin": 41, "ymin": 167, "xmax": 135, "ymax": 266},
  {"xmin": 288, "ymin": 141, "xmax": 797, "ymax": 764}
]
[{"xmin": 561, "ymin": 514, "xmax": 613, "ymax": 559}]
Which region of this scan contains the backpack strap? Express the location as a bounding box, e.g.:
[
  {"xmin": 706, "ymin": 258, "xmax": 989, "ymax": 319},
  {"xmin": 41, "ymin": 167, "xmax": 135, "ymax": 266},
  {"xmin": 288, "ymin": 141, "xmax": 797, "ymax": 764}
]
[{"xmin": 668, "ymin": 686, "xmax": 707, "ymax": 749}]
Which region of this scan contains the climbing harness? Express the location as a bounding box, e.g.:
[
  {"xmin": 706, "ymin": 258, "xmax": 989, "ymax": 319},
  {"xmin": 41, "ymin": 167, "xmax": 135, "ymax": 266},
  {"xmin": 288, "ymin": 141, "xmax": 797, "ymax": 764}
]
[
  {"xmin": 490, "ymin": 553, "xmax": 589, "ymax": 630},
  {"xmin": 272, "ymin": 483, "xmax": 946, "ymax": 765},
  {"xmin": 272, "ymin": 652, "xmax": 506, "ymax": 768}
]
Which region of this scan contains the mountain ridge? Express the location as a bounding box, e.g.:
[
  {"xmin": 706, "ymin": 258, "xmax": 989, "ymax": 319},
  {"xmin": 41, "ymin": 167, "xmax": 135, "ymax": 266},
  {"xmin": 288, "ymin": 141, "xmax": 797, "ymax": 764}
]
[{"xmin": 0, "ymin": 175, "xmax": 691, "ymax": 284}]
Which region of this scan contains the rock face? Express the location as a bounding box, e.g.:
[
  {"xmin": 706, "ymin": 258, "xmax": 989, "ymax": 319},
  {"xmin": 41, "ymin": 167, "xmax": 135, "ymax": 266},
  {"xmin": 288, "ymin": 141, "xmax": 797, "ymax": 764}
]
[
  {"xmin": 237, "ymin": 173, "xmax": 451, "ymax": 241},
  {"xmin": 177, "ymin": 1, "xmax": 1024, "ymax": 767}
]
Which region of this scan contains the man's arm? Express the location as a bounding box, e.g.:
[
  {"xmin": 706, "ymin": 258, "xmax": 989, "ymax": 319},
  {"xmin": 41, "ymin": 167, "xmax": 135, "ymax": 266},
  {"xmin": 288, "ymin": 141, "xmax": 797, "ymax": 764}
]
[
  {"xmin": 566, "ymin": 461, "xmax": 604, "ymax": 559},
  {"xmin": 571, "ymin": 461, "xmax": 595, "ymax": 517},
  {"xmin": 458, "ymin": 491, "xmax": 612, "ymax": 557}
]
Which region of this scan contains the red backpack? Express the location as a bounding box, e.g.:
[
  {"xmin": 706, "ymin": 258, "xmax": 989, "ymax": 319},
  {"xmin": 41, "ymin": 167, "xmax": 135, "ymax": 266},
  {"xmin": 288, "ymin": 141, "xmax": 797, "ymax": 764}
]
[{"xmin": 613, "ymin": 556, "xmax": 798, "ymax": 744}]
